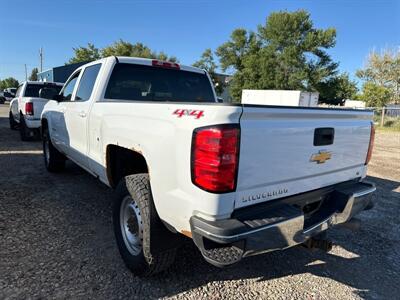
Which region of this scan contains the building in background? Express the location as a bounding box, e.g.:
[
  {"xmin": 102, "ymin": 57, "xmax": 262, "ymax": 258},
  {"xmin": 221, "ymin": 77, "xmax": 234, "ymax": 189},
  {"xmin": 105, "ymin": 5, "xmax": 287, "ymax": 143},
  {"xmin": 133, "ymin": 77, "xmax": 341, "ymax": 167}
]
[{"xmin": 38, "ymin": 61, "xmax": 88, "ymax": 83}]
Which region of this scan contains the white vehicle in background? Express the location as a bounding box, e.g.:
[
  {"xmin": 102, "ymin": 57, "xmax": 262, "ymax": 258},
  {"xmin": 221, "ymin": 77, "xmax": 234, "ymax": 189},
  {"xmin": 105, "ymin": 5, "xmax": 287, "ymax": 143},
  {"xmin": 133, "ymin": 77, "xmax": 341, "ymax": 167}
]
[
  {"xmin": 0, "ymin": 88, "xmax": 17, "ymax": 103},
  {"xmin": 41, "ymin": 56, "xmax": 376, "ymax": 277},
  {"xmin": 9, "ymin": 81, "xmax": 63, "ymax": 140},
  {"xmin": 241, "ymin": 89, "xmax": 319, "ymax": 107},
  {"xmin": 5, "ymin": 87, "xmax": 17, "ymax": 101}
]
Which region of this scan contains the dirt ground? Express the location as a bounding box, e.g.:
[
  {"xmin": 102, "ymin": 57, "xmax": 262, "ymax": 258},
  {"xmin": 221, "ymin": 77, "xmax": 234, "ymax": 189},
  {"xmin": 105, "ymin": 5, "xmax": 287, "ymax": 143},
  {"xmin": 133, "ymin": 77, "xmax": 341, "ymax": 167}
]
[{"xmin": 0, "ymin": 103, "xmax": 399, "ymax": 300}]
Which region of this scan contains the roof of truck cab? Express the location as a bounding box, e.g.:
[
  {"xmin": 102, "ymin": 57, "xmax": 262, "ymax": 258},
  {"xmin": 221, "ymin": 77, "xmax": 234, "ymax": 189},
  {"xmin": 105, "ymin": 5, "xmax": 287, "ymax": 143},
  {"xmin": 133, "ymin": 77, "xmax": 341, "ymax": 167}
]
[
  {"xmin": 23, "ymin": 81, "xmax": 64, "ymax": 86},
  {"xmin": 114, "ymin": 56, "xmax": 205, "ymax": 74}
]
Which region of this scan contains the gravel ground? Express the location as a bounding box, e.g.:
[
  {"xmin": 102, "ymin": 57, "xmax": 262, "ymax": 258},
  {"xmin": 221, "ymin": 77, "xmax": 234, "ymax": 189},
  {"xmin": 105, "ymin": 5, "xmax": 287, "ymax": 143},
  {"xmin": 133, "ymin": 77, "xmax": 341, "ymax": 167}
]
[{"xmin": 0, "ymin": 103, "xmax": 399, "ymax": 300}]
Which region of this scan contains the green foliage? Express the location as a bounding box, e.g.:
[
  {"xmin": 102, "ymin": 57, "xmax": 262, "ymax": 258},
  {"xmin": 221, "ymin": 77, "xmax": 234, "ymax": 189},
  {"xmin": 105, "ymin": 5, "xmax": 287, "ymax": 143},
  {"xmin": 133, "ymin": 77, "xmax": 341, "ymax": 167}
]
[
  {"xmin": 29, "ymin": 67, "xmax": 39, "ymax": 81},
  {"xmin": 216, "ymin": 10, "xmax": 338, "ymax": 101},
  {"xmin": 358, "ymin": 82, "xmax": 391, "ymax": 107},
  {"xmin": 316, "ymin": 73, "xmax": 358, "ymax": 105},
  {"xmin": 68, "ymin": 43, "xmax": 100, "ymax": 64},
  {"xmin": 356, "ymin": 48, "xmax": 400, "ymax": 104},
  {"xmin": 193, "ymin": 49, "xmax": 224, "ymax": 94},
  {"xmin": 101, "ymin": 40, "xmax": 178, "ymax": 62},
  {"xmin": 0, "ymin": 77, "xmax": 19, "ymax": 90},
  {"xmin": 68, "ymin": 40, "xmax": 177, "ymax": 64}
]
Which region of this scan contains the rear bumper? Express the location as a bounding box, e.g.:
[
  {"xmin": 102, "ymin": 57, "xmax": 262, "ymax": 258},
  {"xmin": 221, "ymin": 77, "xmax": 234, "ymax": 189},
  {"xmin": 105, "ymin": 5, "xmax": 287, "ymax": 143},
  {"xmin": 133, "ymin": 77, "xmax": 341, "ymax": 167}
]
[
  {"xmin": 190, "ymin": 181, "xmax": 375, "ymax": 267},
  {"xmin": 24, "ymin": 118, "xmax": 41, "ymax": 129}
]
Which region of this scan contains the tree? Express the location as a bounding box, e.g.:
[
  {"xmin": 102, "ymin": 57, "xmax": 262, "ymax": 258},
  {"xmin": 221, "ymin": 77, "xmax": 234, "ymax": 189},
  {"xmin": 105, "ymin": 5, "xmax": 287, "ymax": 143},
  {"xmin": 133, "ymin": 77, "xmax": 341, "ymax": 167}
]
[
  {"xmin": 356, "ymin": 48, "xmax": 400, "ymax": 104},
  {"xmin": 316, "ymin": 73, "xmax": 358, "ymax": 105},
  {"xmin": 216, "ymin": 10, "xmax": 338, "ymax": 101},
  {"xmin": 29, "ymin": 67, "xmax": 39, "ymax": 81},
  {"xmin": 216, "ymin": 29, "xmax": 259, "ymax": 73},
  {"xmin": 101, "ymin": 40, "xmax": 178, "ymax": 62},
  {"xmin": 358, "ymin": 82, "xmax": 391, "ymax": 107},
  {"xmin": 0, "ymin": 77, "xmax": 19, "ymax": 90},
  {"xmin": 68, "ymin": 43, "xmax": 101, "ymax": 64},
  {"xmin": 68, "ymin": 40, "xmax": 178, "ymax": 64},
  {"xmin": 193, "ymin": 49, "xmax": 224, "ymax": 94}
]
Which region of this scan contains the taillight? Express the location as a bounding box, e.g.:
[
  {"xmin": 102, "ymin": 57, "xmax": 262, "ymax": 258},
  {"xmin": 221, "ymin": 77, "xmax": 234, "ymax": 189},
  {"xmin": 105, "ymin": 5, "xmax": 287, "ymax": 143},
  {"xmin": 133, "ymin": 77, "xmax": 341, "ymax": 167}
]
[
  {"xmin": 152, "ymin": 59, "xmax": 180, "ymax": 70},
  {"xmin": 25, "ymin": 102, "xmax": 34, "ymax": 115},
  {"xmin": 365, "ymin": 122, "xmax": 375, "ymax": 165},
  {"xmin": 191, "ymin": 124, "xmax": 240, "ymax": 193}
]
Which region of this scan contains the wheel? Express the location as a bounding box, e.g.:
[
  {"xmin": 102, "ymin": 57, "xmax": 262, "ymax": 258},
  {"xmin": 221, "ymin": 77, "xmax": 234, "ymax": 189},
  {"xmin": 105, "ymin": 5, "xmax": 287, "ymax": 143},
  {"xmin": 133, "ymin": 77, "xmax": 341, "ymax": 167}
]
[
  {"xmin": 19, "ymin": 114, "xmax": 33, "ymax": 141},
  {"xmin": 9, "ymin": 111, "xmax": 18, "ymax": 130},
  {"xmin": 113, "ymin": 174, "xmax": 177, "ymax": 276},
  {"xmin": 42, "ymin": 126, "xmax": 66, "ymax": 172}
]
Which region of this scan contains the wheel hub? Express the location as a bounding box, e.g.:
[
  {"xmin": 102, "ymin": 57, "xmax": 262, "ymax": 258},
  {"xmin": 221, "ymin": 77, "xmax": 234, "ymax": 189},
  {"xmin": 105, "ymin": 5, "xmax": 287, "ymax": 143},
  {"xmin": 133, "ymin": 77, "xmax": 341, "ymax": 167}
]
[{"xmin": 120, "ymin": 196, "xmax": 143, "ymax": 256}]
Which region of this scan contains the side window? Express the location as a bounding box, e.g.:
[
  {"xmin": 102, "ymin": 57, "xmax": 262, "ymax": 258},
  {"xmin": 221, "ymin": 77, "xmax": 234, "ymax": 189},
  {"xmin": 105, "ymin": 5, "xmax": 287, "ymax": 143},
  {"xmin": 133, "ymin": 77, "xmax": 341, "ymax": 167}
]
[
  {"xmin": 15, "ymin": 85, "xmax": 23, "ymax": 97},
  {"xmin": 74, "ymin": 64, "xmax": 101, "ymax": 101},
  {"xmin": 61, "ymin": 72, "xmax": 80, "ymax": 101}
]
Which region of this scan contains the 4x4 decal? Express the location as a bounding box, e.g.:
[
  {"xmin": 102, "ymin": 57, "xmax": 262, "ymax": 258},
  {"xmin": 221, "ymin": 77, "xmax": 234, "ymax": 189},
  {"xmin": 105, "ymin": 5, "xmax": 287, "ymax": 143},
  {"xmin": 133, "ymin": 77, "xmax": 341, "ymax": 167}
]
[{"xmin": 173, "ymin": 109, "xmax": 204, "ymax": 119}]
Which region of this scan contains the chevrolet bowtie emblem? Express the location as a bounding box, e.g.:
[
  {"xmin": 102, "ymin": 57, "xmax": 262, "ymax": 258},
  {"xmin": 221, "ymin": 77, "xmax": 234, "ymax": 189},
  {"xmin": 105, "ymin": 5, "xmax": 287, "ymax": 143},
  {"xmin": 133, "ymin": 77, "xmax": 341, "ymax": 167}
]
[{"xmin": 311, "ymin": 150, "xmax": 332, "ymax": 164}]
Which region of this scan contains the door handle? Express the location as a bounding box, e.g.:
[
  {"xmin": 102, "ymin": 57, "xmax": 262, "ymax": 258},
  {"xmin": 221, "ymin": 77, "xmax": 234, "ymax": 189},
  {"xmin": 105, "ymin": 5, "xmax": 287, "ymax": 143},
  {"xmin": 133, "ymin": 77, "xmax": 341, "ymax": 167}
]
[
  {"xmin": 314, "ymin": 128, "xmax": 334, "ymax": 146},
  {"xmin": 79, "ymin": 111, "xmax": 87, "ymax": 118}
]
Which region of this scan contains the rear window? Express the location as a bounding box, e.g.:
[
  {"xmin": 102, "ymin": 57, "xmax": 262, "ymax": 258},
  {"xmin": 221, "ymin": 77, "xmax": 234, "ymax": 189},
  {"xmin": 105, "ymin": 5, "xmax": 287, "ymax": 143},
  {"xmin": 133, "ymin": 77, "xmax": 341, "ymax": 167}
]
[
  {"xmin": 24, "ymin": 84, "xmax": 61, "ymax": 98},
  {"xmin": 104, "ymin": 63, "xmax": 215, "ymax": 102}
]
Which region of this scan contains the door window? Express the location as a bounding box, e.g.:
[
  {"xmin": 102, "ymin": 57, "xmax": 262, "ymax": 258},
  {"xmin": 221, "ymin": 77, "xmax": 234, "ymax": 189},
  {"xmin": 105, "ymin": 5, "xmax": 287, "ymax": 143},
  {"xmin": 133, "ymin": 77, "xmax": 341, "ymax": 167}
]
[
  {"xmin": 61, "ymin": 72, "xmax": 80, "ymax": 101},
  {"xmin": 74, "ymin": 64, "xmax": 101, "ymax": 101}
]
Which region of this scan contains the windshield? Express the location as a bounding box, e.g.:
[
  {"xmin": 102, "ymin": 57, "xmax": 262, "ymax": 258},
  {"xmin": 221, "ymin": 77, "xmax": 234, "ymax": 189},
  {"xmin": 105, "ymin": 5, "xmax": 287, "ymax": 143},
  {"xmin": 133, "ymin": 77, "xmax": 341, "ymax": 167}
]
[
  {"xmin": 24, "ymin": 84, "xmax": 62, "ymax": 98},
  {"xmin": 105, "ymin": 63, "xmax": 215, "ymax": 102}
]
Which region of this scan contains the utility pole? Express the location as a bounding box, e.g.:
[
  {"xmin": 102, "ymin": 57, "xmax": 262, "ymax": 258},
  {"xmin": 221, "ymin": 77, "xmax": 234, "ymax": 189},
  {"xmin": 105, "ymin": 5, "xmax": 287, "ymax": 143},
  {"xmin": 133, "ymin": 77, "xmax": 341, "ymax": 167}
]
[
  {"xmin": 39, "ymin": 47, "xmax": 43, "ymax": 72},
  {"xmin": 24, "ymin": 64, "xmax": 27, "ymax": 81}
]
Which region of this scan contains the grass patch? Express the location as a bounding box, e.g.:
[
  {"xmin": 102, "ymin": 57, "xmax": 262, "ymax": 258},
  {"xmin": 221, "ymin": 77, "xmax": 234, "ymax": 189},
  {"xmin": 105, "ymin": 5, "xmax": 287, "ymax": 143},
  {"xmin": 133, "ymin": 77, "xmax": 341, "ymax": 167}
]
[{"xmin": 373, "ymin": 115, "xmax": 400, "ymax": 131}]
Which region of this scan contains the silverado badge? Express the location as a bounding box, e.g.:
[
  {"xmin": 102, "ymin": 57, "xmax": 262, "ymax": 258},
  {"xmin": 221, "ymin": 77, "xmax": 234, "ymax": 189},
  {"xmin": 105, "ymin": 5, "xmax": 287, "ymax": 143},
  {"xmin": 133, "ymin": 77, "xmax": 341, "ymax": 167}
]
[{"xmin": 311, "ymin": 150, "xmax": 332, "ymax": 164}]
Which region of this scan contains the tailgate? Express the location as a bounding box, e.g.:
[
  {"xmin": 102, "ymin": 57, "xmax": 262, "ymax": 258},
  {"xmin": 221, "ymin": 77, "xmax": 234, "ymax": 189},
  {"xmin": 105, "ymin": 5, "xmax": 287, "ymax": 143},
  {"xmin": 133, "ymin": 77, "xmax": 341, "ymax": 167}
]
[
  {"xmin": 235, "ymin": 106, "xmax": 373, "ymax": 209},
  {"xmin": 26, "ymin": 97, "xmax": 49, "ymax": 119}
]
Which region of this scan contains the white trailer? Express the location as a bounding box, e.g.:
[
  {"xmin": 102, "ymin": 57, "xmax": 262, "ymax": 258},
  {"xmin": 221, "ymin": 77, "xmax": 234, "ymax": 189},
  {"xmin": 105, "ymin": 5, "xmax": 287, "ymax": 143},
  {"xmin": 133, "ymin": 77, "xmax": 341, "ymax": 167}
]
[
  {"xmin": 241, "ymin": 90, "xmax": 319, "ymax": 107},
  {"xmin": 344, "ymin": 100, "xmax": 366, "ymax": 108}
]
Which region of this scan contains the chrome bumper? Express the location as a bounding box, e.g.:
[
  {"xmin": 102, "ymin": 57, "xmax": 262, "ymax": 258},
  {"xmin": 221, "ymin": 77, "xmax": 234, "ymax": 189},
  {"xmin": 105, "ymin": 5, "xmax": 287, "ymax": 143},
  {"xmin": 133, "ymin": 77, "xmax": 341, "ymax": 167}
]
[{"xmin": 191, "ymin": 181, "xmax": 376, "ymax": 267}]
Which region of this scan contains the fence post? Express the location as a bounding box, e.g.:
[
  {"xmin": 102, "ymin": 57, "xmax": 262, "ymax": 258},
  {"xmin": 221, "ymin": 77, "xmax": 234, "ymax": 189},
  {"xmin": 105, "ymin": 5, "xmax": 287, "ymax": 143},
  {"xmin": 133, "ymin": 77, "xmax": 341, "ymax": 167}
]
[{"xmin": 380, "ymin": 107, "xmax": 385, "ymax": 127}]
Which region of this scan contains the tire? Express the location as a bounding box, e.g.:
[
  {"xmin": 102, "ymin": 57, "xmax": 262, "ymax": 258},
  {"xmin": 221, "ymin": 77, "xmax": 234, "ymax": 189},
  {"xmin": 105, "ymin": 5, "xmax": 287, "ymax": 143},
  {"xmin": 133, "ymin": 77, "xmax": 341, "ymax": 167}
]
[
  {"xmin": 19, "ymin": 114, "xmax": 32, "ymax": 141},
  {"xmin": 9, "ymin": 111, "xmax": 18, "ymax": 130},
  {"xmin": 113, "ymin": 174, "xmax": 177, "ymax": 276},
  {"xmin": 42, "ymin": 125, "xmax": 66, "ymax": 172}
]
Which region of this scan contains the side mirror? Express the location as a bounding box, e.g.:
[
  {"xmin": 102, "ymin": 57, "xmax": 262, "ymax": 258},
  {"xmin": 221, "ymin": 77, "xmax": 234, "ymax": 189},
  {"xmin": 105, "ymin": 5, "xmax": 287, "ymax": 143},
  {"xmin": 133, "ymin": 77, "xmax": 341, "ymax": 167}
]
[
  {"xmin": 217, "ymin": 97, "xmax": 224, "ymax": 103},
  {"xmin": 52, "ymin": 94, "xmax": 64, "ymax": 102}
]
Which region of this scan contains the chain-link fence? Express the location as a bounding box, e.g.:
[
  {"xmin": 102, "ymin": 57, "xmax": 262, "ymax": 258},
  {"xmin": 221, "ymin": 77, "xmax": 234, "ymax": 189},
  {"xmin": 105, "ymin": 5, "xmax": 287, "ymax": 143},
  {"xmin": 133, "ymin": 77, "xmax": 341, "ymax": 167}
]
[{"xmin": 370, "ymin": 106, "xmax": 400, "ymax": 129}]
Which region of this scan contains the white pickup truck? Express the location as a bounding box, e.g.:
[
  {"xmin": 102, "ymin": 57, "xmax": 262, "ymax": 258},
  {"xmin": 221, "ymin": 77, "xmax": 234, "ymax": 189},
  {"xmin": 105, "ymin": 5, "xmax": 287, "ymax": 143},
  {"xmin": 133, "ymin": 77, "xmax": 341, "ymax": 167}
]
[
  {"xmin": 9, "ymin": 81, "xmax": 63, "ymax": 140},
  {"xmin": 41, "ymin": 56, "xmax": 376, "ymax": 276}
]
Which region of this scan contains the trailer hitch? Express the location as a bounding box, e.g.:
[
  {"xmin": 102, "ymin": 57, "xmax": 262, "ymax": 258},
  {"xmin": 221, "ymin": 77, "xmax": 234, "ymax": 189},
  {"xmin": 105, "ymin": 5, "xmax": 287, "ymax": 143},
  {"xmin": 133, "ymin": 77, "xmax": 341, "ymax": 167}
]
[{"xmin": 302, "ymin": 236, "xmax": 333, "ymax": 252}]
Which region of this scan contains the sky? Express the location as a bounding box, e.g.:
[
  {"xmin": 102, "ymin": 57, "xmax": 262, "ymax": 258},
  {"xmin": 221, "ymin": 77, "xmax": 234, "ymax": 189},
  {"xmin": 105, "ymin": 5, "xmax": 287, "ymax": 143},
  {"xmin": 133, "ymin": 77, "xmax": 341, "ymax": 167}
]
[{"xmin": 0, "ymin": 0, "xmax": 399, "ymax": 85}]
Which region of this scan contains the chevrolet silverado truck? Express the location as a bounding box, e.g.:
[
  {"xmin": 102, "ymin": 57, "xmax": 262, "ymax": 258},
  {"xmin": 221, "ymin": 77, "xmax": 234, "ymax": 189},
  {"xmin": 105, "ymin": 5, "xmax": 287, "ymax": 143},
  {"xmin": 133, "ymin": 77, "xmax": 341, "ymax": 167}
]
[
  {"xmin": 41, "ymin": 56, "xmax": 376, "ymax": 276},
  {"xmin": 9, "ymin": 81, "xmax": 63, "ymax": 140}
]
